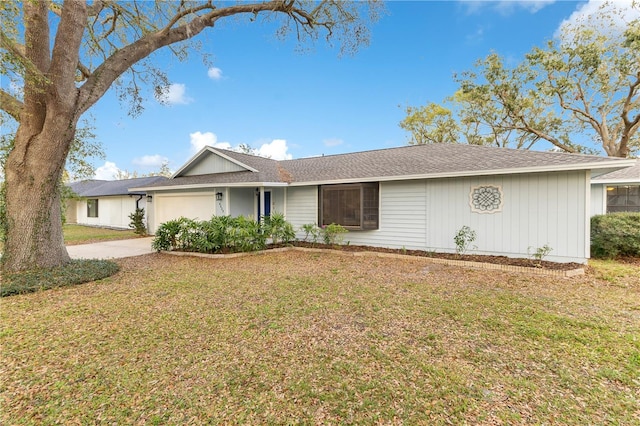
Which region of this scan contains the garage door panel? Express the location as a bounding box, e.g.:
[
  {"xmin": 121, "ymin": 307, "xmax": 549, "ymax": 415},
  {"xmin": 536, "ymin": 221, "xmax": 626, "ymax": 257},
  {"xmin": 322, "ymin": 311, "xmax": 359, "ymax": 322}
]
[{"xmin": 155, "ymin": 193, "xmax": 215, "ymax": 227}]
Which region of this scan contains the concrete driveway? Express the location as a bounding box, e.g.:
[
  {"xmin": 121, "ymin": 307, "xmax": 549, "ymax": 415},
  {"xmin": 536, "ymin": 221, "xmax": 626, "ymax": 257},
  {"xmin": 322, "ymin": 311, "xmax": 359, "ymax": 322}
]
[{"xmin": 67, "ymin": 237, "xmax": 155, "ymax": 260}]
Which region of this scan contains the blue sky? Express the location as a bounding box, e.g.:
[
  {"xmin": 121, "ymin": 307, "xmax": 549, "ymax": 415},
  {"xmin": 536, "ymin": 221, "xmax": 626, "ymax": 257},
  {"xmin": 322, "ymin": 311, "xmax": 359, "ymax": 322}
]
[{"xmin": 46, "ymin": 1, "xmax": 638, "ymax": 178}]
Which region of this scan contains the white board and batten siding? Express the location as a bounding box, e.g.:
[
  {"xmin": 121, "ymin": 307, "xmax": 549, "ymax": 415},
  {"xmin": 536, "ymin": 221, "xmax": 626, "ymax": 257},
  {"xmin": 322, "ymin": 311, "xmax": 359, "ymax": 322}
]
[
  {"xmin": 590, "ymin": 184, "xmax": 606, "ymax": 216},
  {"xmin": 181, "ymin": 153, "xmax": 247, "ymax": 176},
  {"xmin": 284, "ymin": 170, "xmax": 589, "ymax": 263}
]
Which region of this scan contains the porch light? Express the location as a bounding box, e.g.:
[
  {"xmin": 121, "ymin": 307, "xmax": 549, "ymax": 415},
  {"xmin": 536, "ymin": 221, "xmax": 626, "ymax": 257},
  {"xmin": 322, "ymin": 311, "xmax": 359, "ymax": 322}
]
[
  {"xmin": 146, "ymin": 195, "xmax": 152, "ymax": 203},
  {"xmin": 216, "ymin": 192, "xmax": 223, "ymax": 201}
]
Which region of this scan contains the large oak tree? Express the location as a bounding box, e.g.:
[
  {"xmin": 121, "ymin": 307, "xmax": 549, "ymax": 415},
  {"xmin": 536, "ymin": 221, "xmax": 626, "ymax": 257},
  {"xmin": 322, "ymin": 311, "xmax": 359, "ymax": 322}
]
[
  {"xmin": 400, "ymin": 1, "xmax": 639, "ymax": 158},
  {"xmin": 0, "ymin": 0, "xmax": 382, "ymax": 272}
]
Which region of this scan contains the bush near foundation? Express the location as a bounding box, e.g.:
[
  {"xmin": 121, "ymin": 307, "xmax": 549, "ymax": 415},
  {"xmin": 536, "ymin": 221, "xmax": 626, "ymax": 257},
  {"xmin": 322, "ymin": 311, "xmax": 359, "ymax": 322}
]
[{"xmin": 591, "ymin": 213, "xmax": 640, "ymax": 258}]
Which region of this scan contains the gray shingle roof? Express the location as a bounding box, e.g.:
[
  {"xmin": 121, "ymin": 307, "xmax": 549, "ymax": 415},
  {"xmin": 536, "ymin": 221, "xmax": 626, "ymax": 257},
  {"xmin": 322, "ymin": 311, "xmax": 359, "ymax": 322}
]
[
  {"xmin": 591, "ymin": 159, "xmax": 640, "ymax": 182},
  {"xmin": 135, "ymin": 144, "xmax": 634, "ymax": 190},
  {"xmin": 69, "ymin": 176, "xmax": 168, "ymax": 197}
]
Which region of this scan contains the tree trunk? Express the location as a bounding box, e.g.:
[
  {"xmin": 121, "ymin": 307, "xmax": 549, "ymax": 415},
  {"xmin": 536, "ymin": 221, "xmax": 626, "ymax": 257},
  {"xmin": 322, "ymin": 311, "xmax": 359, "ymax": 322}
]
[{"xmin": 2, "ymin": 119, "xmax": 74, "ymax": 273}]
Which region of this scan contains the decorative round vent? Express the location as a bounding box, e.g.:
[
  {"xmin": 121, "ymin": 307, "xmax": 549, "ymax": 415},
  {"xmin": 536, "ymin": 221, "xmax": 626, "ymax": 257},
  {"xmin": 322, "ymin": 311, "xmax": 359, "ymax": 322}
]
[{"xmin": 470, "ymin": 185, "xmax": 503, "ymax": 213}]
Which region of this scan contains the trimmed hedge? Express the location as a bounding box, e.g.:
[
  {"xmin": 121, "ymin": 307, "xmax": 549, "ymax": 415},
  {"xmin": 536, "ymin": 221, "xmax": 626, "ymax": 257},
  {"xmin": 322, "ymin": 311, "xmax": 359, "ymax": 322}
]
[
  {"xmin": 2, "ymin": 259, "xmax": 120, "ymax": 297},
  {"xmin": 591, "ymin": 213, "xmax": 640, "ymax": 258}
]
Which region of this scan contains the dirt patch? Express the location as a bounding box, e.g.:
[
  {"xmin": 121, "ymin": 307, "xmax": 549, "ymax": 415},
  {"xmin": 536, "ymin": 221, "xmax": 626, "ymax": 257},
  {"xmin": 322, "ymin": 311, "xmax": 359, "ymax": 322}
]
[{"xmin": 269, "ymin": 241, "xmax": 584, "ymax": 271}]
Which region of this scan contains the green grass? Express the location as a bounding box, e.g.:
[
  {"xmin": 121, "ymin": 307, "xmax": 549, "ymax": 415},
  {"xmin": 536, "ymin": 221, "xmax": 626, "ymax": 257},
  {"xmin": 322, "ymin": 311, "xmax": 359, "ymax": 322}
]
[
  {"xmin": 1, "ymin": 252, "xmax": 638, "ymax": 424},
  {"xmin": 62, "ymin": 224, "xmax": 138, "ymax": 245}
]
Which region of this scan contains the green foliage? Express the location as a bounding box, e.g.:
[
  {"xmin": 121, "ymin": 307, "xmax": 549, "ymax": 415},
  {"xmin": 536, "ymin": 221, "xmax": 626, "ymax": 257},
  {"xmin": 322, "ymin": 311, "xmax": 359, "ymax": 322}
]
[
  {"xmin": 301, "ymin": 223, "xmax": 321, "ymax": 243},
  {"xmin": 454, "ymin": 226, "xmax": 477, "ymax": 255},
  {"xmin": 262, "ymin": 212, "xmax": 296, "ymax": 244},
  {"xmin": 401, "ymin": 2, "xmax": 639, "ymax": 157},
  {"xmin": 399, "ymin": 103, "xmax": 459, "ymax": 145},
  {"xmin": 322, "ymin": 223, "xmax": 348, "ymax": 245},
  {"xmin": 128, "ymin": 208, "xmax": 147, "ymax": 236},
  {"xmin": 528, "ymin": 244, "xmax": 553, "ymax": 265},
  {"xmin": 151, "ymin": 215, "xmax": 298, "ymax": 254},
  {"xmin": 1, "ymin": 259, "xmax": 120, "ymax": 297},
  {"xmin": 591, "ymin": 213, "xmax": 640, "ymax": 258}
]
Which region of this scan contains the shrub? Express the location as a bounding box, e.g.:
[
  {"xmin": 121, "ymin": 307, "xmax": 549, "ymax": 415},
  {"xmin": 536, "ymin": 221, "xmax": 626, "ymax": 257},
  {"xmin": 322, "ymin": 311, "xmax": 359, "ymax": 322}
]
[
  {"xmin": 263, "ymin": 213, "xmax": 295, "ymax": 244},
  {"xmin": 2, "ymin": 259, "xmax": 120, "ymax": 297},
  {"xmin": 454, "ymin": 225, "xmax": 477, "ymax": 255},
  {"xmin": 301, "ymin": 223, "xmax": 321, "ymax": 244},
  {"xmin": 128, "ymin": 208, "xmax": 147, "ymax": 236},
  {"xmin": 322, "ymin": 223, "xmax": 348, "ymax": 245},
  {"xmin": 591, "ymin": 213, "xmax": 640, "ymax": 258}
]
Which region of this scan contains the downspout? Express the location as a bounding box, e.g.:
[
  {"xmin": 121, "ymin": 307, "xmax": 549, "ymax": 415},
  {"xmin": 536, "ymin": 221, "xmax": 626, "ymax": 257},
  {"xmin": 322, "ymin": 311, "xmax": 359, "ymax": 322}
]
[{"xmin": 134, "ymin": 194, "xmax": 144, "ymax": 210}]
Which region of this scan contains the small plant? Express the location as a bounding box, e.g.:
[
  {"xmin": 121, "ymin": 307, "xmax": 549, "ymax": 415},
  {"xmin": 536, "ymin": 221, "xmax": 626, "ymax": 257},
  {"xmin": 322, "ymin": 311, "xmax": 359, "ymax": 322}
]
[
  {"xmin": 262, "ymin": 212, "xmax": 295, "ymax": 245},
  {"xmin": 528, "ymin": 244, "xmax": 553, "ymax": 265},
  {"xmin": 301, "ymin": 223, "xmax": 321, "ymax": 244},
  {"xmin": 454, "ymin": 225, "xmax": 477, "ymax": 255},
  {"xmin": 128, "ymin": 207, "xmax": 147, "ymax": 236},
  {"xmin": 321, "ymin": 223, "xmax": 348, "ymax": 245}
]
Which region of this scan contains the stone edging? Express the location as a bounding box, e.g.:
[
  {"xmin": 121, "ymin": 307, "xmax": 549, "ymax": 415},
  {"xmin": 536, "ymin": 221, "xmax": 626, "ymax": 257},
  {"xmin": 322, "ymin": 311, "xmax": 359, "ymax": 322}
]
[{"xmin": 163, "ymin": 246, "xmax": 585, "ymax": 278}]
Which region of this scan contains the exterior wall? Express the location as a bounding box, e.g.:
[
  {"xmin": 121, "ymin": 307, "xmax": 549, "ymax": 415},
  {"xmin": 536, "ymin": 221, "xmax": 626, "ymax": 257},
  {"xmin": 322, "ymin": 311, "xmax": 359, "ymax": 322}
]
[
  {"xmin": 151, "ymin": 190, "xmax": 216, "ymax": 233},
  {"xmin": 271, "ymin": 187, "xmax": 286, "ymax": 214},
  {"xmin": 229, "ymin": 188, "xmax": 255, "ymax": 218},
  {"xmin": 590, "ymin": 184, "xmax": 606, "ymax": 216},
  {"xmin": 182, "ymin": 153, "xmax": 246, "ymax": 176},
  {"xmin": 74, "ymin": 195, "xmax": 143, "ymax": 229},
  {"xmin": 286, "ymin": 186, "xmax": 318, "ymax": 235},
  {"xmin": 286, "ymin": 171, "xmax": 589, "ymax": 263}
]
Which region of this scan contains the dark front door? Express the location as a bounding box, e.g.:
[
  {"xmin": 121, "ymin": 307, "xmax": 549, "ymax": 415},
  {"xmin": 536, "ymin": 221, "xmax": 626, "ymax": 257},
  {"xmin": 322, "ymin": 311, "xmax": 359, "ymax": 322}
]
[{"xmin": 258, "ymin": 190, "xmax": 271, "ymax": 220}]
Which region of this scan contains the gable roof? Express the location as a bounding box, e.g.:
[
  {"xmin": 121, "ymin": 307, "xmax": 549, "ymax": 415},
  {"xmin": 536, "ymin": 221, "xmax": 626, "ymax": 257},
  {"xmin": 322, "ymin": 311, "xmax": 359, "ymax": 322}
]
[
  {"xmin": 69, "ymin": 176, "xmax": 168, "ymax": 197},
  {"xmin": 590, "ymin": 159, "xmax": 640, "ymax": 184},
  {"xmin": 131, "ymin": 144, "xmax": 636, "ymax": 191}
]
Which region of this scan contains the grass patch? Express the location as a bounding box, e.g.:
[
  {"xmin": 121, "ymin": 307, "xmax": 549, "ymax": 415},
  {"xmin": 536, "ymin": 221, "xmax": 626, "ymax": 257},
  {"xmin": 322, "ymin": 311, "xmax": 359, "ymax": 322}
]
[
  {"xmin": 1, "ymin": 252, "xmax": 638, "ymax": 424},
  {"xmin": 1, "ymin": 259, "xmax": 119, "ymax": 297},
  {"xmin": 63, "ymin": 224, "xmax": 138, "ymax": 245}
]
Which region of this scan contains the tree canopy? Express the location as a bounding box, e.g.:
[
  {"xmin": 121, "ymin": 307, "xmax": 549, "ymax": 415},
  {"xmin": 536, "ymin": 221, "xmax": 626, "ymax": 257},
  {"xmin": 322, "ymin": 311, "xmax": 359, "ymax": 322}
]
[
  {"xmin": 400, "ymin": 1, "xmax": 639, "ymax": 158},
  {"xmin": 0, "ymin": 0, "xmax": 383, "ymax": 272}
]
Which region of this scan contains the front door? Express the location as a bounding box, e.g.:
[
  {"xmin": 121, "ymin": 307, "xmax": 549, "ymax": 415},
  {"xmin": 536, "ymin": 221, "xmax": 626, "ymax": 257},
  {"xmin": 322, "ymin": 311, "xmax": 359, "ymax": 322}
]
[{"xmin": 258, "ymin": 190, "xmax": 271, "ymax": 220}]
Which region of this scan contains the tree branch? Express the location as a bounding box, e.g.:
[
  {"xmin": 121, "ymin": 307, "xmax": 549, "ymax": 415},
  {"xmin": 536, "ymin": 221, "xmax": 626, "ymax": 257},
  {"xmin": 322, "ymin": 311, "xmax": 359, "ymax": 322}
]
[
  {"xmin": 76, "ymin": 1, "xmax": 299, "ymax": 115},
  {"xmin": 0, "ymin": 89, "xmax": 23, "ymax": 121}
]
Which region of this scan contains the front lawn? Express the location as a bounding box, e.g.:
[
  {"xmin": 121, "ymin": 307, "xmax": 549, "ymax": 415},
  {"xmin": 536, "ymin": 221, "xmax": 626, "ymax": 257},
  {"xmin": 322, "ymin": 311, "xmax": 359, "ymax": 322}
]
[
  {"xmin": 63, "ymin": 224, "xmax": 138, "ymax": 245},
  {"xmin": 1, "ymin": 252, "xmax": 638, "ymax": 424}
]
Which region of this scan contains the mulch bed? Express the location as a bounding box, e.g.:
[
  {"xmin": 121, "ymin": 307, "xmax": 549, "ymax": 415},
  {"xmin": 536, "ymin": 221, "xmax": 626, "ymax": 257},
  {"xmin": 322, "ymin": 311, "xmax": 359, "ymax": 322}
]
[{"xmin": 268, "ymin": 241, "xmax": 584, "ymax": 271}]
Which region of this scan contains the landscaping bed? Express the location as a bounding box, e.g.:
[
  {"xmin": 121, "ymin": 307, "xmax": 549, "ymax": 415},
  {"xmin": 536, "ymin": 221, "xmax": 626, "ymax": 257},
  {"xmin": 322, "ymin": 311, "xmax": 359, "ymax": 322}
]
[{"xmin": 271, "ymin": 241, "xmax": 584, "ymax": 271}]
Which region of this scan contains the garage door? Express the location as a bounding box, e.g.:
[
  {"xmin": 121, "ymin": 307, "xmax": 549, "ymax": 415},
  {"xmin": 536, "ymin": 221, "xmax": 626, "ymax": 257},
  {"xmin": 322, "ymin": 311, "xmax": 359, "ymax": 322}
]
[{"xmin": 154, "ymin": 192, "xmax": 216, "ymax": 231}]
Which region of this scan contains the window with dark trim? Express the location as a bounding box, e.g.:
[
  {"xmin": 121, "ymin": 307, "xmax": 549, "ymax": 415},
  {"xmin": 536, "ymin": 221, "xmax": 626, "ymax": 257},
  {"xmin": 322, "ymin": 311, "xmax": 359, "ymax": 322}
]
[
  {"xmin": 607, "ymin": 185, "xmax": 640, "ymax": 213},
  {"xmin": 87, "ymin": 199, "xmax": 99, "ymax": 218},
  {"xmin": 319, "ymin": 183, "xmax": 379, "ymax": 230}
]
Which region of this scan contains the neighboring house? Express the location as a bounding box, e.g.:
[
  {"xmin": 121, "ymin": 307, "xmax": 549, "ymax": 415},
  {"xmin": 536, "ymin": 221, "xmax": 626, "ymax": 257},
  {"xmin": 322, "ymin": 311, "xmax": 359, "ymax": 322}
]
[
  {"xmin": 131, "ymin": 144, "xmax": 635, "ymax": 264},
  {"xmin": 68, "ymin": 176, "xmax": 168, "ymax": 229},
  {"xmin": 590, "ymin": 159, "xmax": 640, "ymax": 216}
]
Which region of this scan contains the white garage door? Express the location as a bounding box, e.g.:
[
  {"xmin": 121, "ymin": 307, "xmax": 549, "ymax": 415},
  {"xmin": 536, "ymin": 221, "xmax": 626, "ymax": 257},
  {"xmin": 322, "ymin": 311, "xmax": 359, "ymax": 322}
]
[{"xmin": 154, "ymin": 192, "xmax": 216, "ymax": 230}]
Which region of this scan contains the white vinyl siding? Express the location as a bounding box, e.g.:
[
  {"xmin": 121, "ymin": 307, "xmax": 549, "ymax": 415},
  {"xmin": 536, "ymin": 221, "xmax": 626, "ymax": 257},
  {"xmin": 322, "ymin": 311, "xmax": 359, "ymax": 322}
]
[
  {"xmin": 285, "ymin": 186, "xmax": 318, "ymax": 237},
  {"xmin": 286, "ymin": 171, "xmax": 588, "ymax": 263},
  {"xmin": 75, "ymin": 196, "xmax": 142, "ymax": 229},
  {"xmin": 229, "ymin": 187, "xmax": 255, "ymax": 218},
  {"xmin": 181, "ymin": 152, "xmax": 247, "ymax": 176},
  {"xmin": 590, "ymin": 184, "xmax": 606, "ymax": 216}
]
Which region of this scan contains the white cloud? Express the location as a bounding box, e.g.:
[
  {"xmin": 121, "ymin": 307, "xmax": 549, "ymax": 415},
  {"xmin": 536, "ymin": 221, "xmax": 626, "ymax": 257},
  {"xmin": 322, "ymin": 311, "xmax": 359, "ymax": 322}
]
[
  {"xmin": 555, "ymin": 0, "xmax": 640, "ymax": 39},
  {"xmin": 158, "ymin": 83, "xmax": 193, "ymax": 105},
  {"xmin": 462, "ymin": 0, "xmax": 555, "ymax": 16},
  {"xmin": 323, "ymin": 138, "xmax": 344, "ymax": 148},
  {"xmin": 94, "ymin": 161, "xmax": 121, "ymax": 180},
  {"xmin": 189, "ymin": 132, "xmax": 292, "ymax": 160},
  {"xmin": 207, "ymin": 67, "xmax": 223, "ymax": 80},
  {"xmin": 256, "ymin": 139, "xmax": 292, "ymax": 160},
  {"xmin": 189, "ymin": 131, "xmax": 231, "ymax": 154},
  {"xmin": 132, "ymin": 154, "xmax": 168, "ymax": 168}
]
